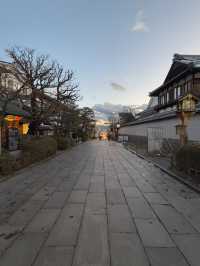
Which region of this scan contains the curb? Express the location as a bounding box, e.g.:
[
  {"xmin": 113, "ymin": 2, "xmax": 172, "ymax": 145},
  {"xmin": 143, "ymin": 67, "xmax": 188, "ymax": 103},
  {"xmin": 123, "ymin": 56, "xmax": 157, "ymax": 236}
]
[{"xmin": 125, "ymin": 146, "xmax": 200, "ymax": 194}]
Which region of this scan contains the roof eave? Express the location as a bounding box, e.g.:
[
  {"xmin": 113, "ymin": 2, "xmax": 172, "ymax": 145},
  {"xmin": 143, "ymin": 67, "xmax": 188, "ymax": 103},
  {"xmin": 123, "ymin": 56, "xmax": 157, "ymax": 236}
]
[{"xmin": 150, "ymin": 67, "xmax": 194, "ymax": 97}]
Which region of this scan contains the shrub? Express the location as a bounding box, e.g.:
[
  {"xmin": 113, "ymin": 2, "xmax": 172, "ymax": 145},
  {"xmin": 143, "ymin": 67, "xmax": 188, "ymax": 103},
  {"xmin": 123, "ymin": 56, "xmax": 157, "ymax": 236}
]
[
  {"xmin": 55, "ymin": 136, "xmax": 71, "ymax": 150},
  {"xmin": 0, "ymin": 137, "xmax": 58, "ymax": 176},
  {"xmin": 0, "ymin": 153, "xmax": 16, "ymax": 176},
  {"xmin": 175, "ymin": 143, "xmax": 200, "ymax": 173},
  {"xmin": 81, "ymin": 133, "xmax": 89, "ymax": 142},
  {"xmin": 22, "ymin": 136, "xmax": 57, "ymax": 163},
  {"xmin": 70, "ymin": 138, "xmax": 76, "ymax": 146}
]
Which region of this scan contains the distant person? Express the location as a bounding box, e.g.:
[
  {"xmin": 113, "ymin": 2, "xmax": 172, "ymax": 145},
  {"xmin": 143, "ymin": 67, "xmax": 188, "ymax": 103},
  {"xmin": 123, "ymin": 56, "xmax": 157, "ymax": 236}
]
[{"xmin": 107, "ymin": 132, "xmax": 111, "ymax": 141}]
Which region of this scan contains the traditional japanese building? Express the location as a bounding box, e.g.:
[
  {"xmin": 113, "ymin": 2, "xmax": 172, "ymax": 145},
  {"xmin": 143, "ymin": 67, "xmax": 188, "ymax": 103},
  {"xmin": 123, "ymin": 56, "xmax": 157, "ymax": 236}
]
[
  {"xmin": 150, "ymin": 54, "xmax": 200, "ymax": 111},
  {"xmin": 119, "ymin": 54, "xmax": 200, "ymax": 152}
]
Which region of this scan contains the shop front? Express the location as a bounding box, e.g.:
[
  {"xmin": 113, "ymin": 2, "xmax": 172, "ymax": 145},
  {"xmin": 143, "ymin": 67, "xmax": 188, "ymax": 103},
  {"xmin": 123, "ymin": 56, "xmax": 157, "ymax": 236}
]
[{"xmin": 0, "ymin": 101, "xmax": 30, "ymax": 151}]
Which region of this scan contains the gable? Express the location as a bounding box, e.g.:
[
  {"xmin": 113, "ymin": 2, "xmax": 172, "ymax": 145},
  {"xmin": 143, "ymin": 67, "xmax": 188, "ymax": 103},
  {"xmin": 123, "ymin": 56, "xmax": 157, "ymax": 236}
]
[{"xmin": 163, "ymin": 61, "xmax": 189, "ymax": 84}]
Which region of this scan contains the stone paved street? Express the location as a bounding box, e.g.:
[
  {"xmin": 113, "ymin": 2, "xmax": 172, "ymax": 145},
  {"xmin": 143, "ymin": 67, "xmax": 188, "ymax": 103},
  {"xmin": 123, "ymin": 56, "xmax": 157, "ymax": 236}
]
[{"xmin": 0, "ymin": 141, "xmax": 200, "ymax": 266}]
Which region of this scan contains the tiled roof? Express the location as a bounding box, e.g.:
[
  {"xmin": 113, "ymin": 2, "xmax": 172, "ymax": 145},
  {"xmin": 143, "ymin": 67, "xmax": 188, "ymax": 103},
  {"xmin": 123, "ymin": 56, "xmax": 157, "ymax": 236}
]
[
  {"xmin": 121, "ymin": 99, "xmax": 200, "ymax": 128},
  {"xmin": 121, "ymin": 110, "xmax": 177, "ymax": 127},
  {"xmin": 174, "ymin": 54, "xmax": 200, "ymax": 67},
  {"xmin": 0, "ymin": 99, "xmax": 30, "ymax": 117}
]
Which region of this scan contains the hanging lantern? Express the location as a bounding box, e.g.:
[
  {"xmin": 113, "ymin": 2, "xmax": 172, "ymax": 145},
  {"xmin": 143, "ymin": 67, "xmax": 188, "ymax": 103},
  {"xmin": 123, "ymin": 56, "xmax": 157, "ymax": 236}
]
[
  {"xmin": 5, "ymin": 115, "xmax": 22, "ymax": 122},
  {"xmin": 177, "ymin": 93, "xmax": 198, "ymax": 113}
]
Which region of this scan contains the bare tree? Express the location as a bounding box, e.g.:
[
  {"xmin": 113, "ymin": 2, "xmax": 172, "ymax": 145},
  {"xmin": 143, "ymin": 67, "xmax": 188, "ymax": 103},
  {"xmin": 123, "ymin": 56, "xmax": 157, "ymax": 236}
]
[
  {"xmin": 6, "ymin": 47, "xmax": 56, "ymax": 134},
  {"xmin": 41, "ymin": 63, "xmax": 80, "ymax": 135},
  {"xmin": 6, "ymin": 47, "xmax": 79, "ymax": 135}
]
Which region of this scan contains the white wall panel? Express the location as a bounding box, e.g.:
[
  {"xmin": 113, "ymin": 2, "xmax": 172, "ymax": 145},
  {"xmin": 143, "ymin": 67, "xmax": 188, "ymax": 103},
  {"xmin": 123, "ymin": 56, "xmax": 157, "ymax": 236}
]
[{"xmin": 119, "ymin": 114, "xmax": 200, "ymax": 142}]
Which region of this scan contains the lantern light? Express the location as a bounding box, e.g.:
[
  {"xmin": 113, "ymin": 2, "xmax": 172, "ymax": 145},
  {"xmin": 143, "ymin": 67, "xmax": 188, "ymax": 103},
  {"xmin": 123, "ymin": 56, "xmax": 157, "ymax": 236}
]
[{"xmin": 177, "ymin": 93, "xmax": 198, "ymax": 113}]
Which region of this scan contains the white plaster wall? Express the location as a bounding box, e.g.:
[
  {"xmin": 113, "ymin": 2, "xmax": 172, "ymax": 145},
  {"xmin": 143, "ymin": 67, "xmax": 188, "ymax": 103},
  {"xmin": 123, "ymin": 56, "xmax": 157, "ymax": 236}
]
[{"xmin": 119, "ymin": 114, "xmax": 200, "ymax": 142}]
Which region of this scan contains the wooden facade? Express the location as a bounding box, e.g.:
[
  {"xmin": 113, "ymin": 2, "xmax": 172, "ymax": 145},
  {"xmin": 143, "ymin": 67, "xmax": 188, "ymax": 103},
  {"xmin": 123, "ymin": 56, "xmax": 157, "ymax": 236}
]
[{"xmin": 150, "ymin": 54, "xmax": 200, "ymax": 111}]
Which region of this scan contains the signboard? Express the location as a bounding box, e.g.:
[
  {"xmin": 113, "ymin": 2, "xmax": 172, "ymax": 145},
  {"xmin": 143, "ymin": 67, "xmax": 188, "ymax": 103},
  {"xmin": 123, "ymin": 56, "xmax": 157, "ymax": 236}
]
[{"xmin": 8, "ymin": 128, "xmax": 19, "ymax": 151}]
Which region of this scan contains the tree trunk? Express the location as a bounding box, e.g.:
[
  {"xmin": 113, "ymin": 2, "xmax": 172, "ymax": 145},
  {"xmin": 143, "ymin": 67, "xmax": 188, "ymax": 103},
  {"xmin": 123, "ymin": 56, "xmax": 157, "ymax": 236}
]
[{"xmin": 0, "ymin": 125, "xmax": 2, "ymax": 156}]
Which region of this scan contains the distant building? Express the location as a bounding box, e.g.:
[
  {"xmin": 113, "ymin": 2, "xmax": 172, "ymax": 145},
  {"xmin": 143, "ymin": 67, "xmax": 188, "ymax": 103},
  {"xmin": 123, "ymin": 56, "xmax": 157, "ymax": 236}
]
[
  {"xmin": 119, "ymin": 54, "xmax": 200, "ymax": 152},
  {"xmin": 118, "ymin": 112, "xmax": 135, "ymax": 126}
]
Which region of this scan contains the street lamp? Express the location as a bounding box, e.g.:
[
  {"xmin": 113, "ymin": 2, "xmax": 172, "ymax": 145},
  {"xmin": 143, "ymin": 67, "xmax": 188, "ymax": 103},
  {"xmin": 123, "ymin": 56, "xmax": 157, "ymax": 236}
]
[
  {"xmin": 176, "ymin": 93, "xmax": 198, "ymax": 146},
  {"xmin": 116, "ymin": 123, "xmax": 120, "ymax": 141}
]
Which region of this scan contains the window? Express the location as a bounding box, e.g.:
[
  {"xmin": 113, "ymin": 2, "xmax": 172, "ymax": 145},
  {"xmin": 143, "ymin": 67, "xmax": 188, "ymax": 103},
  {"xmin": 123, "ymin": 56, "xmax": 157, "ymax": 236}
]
[
  {"xmin": 160, "ymin": 95, "xmax": 163, "ymax": 105},
  {"xmin": 174, "ymin": 88, "xmax": 177, "ymax": 99},
  {"xmin": 177, "ymin": 86, "xmax": 181, "ymax": 98},
  {"xmin": 162, "ymin": 95, "xmax": 165, "ymax": 104},
  {"xmin": 158, "ymin": 96, "xmax": 161, "ymax": 105},
  {"xmin": 184, "ymin": 83, "xmax": 187, "ymax": 94},
  {"xmin": 187, "ymin": 81, "xmax": 191, "ymax": 91},
  {"xmin": 167, "ymin": 92, "xmax": 169, "ymax": 102}
]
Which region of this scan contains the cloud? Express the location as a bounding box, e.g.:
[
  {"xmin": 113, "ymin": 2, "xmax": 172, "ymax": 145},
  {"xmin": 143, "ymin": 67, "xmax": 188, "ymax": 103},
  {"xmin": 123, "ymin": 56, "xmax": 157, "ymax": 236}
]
[
  {"xmin": 93, "ymin": 103, "xmax": 126, "ymax": 117},
  {"xmin": 111, "ymin": 82, "xmax": 127, "ymax": 92},
  {"xmin": 93, "ymin": 102, "xmax": 147, "ymax": 120},
  {"xmin": 131, "ymin": 10, "xmax": 149, "ymax": 32}
]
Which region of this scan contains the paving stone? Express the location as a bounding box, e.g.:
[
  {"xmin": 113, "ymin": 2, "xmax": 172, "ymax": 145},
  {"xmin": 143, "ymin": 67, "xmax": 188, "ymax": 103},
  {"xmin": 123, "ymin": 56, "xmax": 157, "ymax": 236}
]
[
  {"xmin": 93, "ymin": 170, "xmax": 104, "ymax": 176},
  {"xmin": 1, "ymin": 140, "xmax": 200, "ymax": 266},
  {"xmin": 146, "ymin": 247, "xmax": 189, "ymax": 266},
  {"xmin": 0, "ymin": 224, "xmax": 23, "ymax": 256},
  {"xmin": 172, "ymin": 234, "xmax": 200, "ymax": 266},
  {"xmin": 47, "ymin": 204, "xmax": 84, "ymax": 246},
  {"xmin": 8, "ymin": 200, "xmax": 45, "ymax": 227},
  {"xmin": 31, "ymin": 186, "xmax": 56, "ymax": 201},
  {"xmin": 68, "ymin": 190, "xmax": 87, "ymax": 203},
  {"xmin": 25, "ymin": 209, "xmax": 60, "ymax": 233},
  {"xmin": 0, "ymin": 233, "xmax": 45, "ymax": 266},
  {"xmin": 118, "ymin": 176, "xmax": 136, "ymax": 187},
  {"xmin": 89, "ymin": 182, "xmax": 105, "ymax": 193},
  {"xmin": 85, "ymin": 193, "xmax": 106, "ymax": 214},
  {"xmin": 135, "ymin": 219, "xmax": 175, "ymax": 247},
  {"xmin": 56, "ymin": 181, "xmax": 74, "ymax": 192},
  {"xmin": 151, "ymin": 204, "xmax": 197, "ymax": 234},
  {"xmin": 105, "ymin": 178, "xmax": 120, "ymax": 189},
  {"xmin": 135, "ymin": 181, "xmax": 156, "ymax": 193},
  {"xmin": 127, "ymin": 198, "xmax": 156, "ymax": 219},
  {"xmin": 108, "ymin": 204, "xmax": 136, "ymax": 233},
  {"xmin": 91, "ymin": 175, "xmax": 104, "ymax": 183},
  {"xmin": 123, "ymin": 187, "xmax": 143, "ymax": 198},
  {"xmin": 33, "ymin": 246, "xmax": 74, "ymax": 266},
  {"xmin": 110, "ymin": 233, "xmax": 149, "ymax": 266},
  {"xmin": 74, "ymin": 178, "xmax": 90, "ymax": 190},
  {"xmin": 73, "ymin": 214, "xmax": 109, "ymax": 266},
  {"xmin": 144, "ymin": 192, "xmax": 168, "ymax": 205},
  {"xmin": 43, "ymin": 192, "xmax": 69, "ymax": 209},
  {"xmin": 165, "ymin": 196, "xmax": 200, "ymax": 232},
  {"xmin": 21, "ymin": 185, "xmax": 41, "ymax": 196},
  {"xmin": 47, "ymin": 178, "xmax": 63, "ymax": 187},
  {"xmin": 107, "ymin": 189, "xmax": 125, "ymax": 204}
]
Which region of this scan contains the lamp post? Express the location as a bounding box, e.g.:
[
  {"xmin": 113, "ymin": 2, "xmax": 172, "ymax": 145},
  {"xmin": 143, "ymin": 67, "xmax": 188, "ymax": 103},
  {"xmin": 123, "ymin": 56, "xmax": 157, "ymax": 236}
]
[
  {"xmin": 176, "ymin": 93, "xmax": 198, "ymax": 146},
  {"xmin": 116, "ymin": 123, "xmax": 120, "ymax": 141},
  {"xmin": 90, "ymin": 120, "xmax": 96, "ymax": 139}
]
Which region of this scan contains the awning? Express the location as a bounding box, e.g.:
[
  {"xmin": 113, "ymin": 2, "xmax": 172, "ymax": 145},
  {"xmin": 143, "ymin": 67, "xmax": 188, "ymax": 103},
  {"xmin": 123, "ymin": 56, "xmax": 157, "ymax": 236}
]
[{"xmin": 0, "ymin": 100, "xmax": 30, "ymax": 117}]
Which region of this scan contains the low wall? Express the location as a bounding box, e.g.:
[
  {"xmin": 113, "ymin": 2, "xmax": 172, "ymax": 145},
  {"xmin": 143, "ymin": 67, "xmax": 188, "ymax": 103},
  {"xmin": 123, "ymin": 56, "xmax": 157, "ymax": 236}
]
[
  {"xmin": 119, "ymin": 113, "xmax": 200, "ymax": 153},
  {"xmin": 119, "ymin": 113, "xmax": 200, "ymax": 142}
]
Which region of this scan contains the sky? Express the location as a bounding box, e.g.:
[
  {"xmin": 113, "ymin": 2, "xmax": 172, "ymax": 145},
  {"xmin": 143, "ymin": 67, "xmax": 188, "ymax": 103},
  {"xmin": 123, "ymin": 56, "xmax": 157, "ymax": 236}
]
[{"xmin": 1, "ymin": 0, "xmax": 200, "ymax": 107}]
